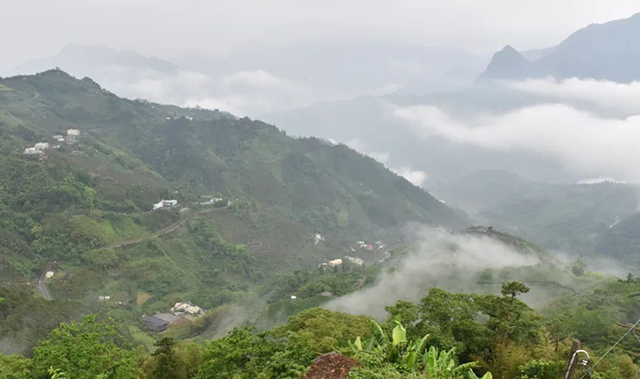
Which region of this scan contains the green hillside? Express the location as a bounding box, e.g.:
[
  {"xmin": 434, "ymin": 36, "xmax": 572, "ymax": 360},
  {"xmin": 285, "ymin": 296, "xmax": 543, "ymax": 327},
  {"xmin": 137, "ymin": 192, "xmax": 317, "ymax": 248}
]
[{"xmin": 0, "ymin": 69, "xmax": 466, "ymax": 354}]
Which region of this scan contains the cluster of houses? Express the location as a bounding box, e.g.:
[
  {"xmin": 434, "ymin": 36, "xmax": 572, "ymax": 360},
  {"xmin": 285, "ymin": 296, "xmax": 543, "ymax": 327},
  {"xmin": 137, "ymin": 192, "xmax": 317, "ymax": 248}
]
[
  {"xmin": 142, "ymin": 301, "xmax": 204, "ymax": 333},
  {"xmin": 318, "ymin": 255, "xmax": 365, "ymax": 271},
  {"xmin": 171, "ymin": 301, "xmax": 203, "ymax": 315},
  {"xmin": 23, "ymin": 142, "xmax": 49, "ymax": 156},
  {"xmin": 23, "ymin": 129, "xmax": 81, "ymax": 156},
  {"xmin": 350, "ymin": 240, "xmax": 385, "ymax": 252},
  {"xmin": 153, "ymin": 199, "xmax": 178, "ymax": 210}
]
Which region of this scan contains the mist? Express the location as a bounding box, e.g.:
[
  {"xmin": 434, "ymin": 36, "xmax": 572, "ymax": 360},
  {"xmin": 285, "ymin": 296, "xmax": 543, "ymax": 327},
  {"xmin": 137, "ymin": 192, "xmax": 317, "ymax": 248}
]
[
  {"xmin": 325, "ymin": 225, "xmax": 540, "ymax": 319},
  {"xmin": 394, "ymin": 90, "xmax": 640, "ymax": 183}
]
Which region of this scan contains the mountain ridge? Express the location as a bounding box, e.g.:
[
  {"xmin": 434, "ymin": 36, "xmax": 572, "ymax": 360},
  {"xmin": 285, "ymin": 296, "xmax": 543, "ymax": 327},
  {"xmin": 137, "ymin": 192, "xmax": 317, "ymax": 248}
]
[{"xmin": 478, "ymin": 12, "xmax": 640, "ymax": 82}]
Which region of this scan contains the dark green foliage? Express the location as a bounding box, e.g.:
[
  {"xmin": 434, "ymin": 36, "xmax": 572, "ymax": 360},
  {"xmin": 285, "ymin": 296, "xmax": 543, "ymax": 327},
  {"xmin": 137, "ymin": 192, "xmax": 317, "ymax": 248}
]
[
  {"xmin": 150, "ymin": 338, "xmax": 183, "ymax": 379},
  {"xmin": 31, "ymin": 315, "xmax": 139, "ymax": 379}
]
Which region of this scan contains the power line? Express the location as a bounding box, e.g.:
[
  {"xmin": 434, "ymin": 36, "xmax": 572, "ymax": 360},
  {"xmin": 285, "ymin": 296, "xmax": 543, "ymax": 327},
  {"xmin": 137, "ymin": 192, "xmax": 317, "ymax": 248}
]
[{"xmin": 579, "ymin": 317, "xmax": 640, "ymax": 379}]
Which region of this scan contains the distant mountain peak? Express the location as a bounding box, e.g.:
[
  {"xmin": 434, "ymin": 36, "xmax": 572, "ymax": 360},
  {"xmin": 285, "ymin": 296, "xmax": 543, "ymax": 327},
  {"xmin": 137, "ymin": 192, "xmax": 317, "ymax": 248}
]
[
  {"xmin": 12, "ymin": 44, "xmax": 178, "ymax": 76},
  {"xmin": 477, "ymin": 12, "xmax": 640, "ymax": 82},
  {"xmin": 476, "ymin": 45, "xmax": 531, "ymax": 81}
]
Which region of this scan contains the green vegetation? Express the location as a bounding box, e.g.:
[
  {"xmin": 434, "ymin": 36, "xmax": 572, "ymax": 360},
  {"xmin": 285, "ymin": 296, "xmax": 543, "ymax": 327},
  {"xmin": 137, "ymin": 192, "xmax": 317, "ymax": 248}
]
[
  {"xmin": 3, "ymin": 281, "xmax": 640, "ymax": 378},
  {"xmin": 0, "ymin": 69, "xmax": 466, "ymax": 356}
]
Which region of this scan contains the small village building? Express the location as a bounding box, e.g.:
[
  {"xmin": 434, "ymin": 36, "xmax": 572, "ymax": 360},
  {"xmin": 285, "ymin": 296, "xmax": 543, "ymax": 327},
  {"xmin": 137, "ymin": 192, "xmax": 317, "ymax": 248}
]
[
  {"xmin": 154, "ymin": 199, "xmax": 178, "ymax": 210},
  {"xmin": 45, "ymin": 271, "xmax": 54, "ymax": 279},
  {"xmin": 24, "ymin": 147, "xmax": 44, "ymax": 155},
  {"xmin": 171, "ymin": 302, "xmax": 203, "ymax": 315},
  {"xmin": 314, "ymin": 233, "xmax": 325, "ymax": 245},
  {"xmin": 344, "ymin": 256, "xmax": 365, "ymax": 266},
  {"xmin": 328, "ymin": 259, "xmax": 343, "ymax": 267},
  {"xmin": 98, "ymin": 295, "xmax": 111, "ymax": 301},
  {"xmin": 34, "ymin": 142, "xmax": 49, "ymax": 150},
  {"xmin": 67, "ymin": 129, "xmax": 80, "ymax": 136}
]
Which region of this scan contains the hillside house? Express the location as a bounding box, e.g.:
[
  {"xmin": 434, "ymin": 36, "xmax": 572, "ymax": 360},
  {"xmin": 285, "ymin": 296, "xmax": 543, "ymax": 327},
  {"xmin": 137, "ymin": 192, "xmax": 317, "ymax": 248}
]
[
  {"xmin": 98, "ymin": 295, "xmax": 111, "ymax": 301},
  {"xmin": 34, "ymin": 142, "xmax": 49, "ymax": 150},
  {"xmin": 23, "ymin": 147, "xmax": 44, "ymax": 155},
  {"xmin": 153, "ymin": 199, "xmax": 178, "ymax": 210},
  {"xmin": 171, "ymin": 302, "xmax": 203, "ymax": 315},
  {"xmin": 345, "ymin": 256, "xmax": 365, "ymax": 266},
  {"xmin": 328, "ymin": 259, "xmax": 343, "ymax": 267},
  {"xmin": 199, "ymin": 196, "xmax": 222, "ymax": 205},
  {"xmin": 52, "ymin": 134, "xmax": 65, "ymax": 142},
  {"xmin": 67, "ymin": 129, "xmax": 80, "ymax": 137},
  {"xmin": 314, "ymin": 233, "xmax": 325, "ymax": 245}
]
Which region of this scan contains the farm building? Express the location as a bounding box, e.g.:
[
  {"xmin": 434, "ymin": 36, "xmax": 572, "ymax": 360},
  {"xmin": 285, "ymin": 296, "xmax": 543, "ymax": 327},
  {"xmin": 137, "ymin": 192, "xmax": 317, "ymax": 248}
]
[
  {"xmin": 142, "ymin": 315, "xmax": 169, "ymax": 333},
  {"xmin": 153, "ymin": 199, "xmax": 178, "ymax": 210}
]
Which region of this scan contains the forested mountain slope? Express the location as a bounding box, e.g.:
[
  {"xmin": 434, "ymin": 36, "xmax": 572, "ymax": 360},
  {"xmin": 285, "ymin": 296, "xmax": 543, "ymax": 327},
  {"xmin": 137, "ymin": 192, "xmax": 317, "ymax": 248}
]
[{"xmin": 0, "ymin": 69, "xmax": 466, "ymax": 353}]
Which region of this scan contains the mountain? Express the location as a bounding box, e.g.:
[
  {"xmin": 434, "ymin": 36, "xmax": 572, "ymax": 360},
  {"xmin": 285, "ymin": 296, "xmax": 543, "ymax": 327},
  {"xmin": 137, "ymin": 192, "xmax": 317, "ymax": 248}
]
[
  {"xmin": 476, "ymin": 46, "xmax": 533, "ymax": 81},
  {"xmin": 12, "ymin": 44, "xmax": 178, "ymax": 76},
  {"xmin": 478, "ymin": 12, "xmax": 640, "ymax": 82},
  {"xmin": 0, "ymin": 69, "xmax": 468, "ymax": 352},
  {"xmin": 433, "ymin": 170, "xmax": 639, "ymax": 256}
]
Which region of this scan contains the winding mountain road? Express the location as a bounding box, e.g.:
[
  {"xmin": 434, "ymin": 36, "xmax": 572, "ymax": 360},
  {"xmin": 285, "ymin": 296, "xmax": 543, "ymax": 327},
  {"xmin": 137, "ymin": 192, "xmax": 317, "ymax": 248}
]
[
  {"xmin": 35, "ymin": 271, "xmax": 53, "ymax": 301},
  {"xmin": 35, "ymin": 204, "xmax": 230, "ymax": 300}
]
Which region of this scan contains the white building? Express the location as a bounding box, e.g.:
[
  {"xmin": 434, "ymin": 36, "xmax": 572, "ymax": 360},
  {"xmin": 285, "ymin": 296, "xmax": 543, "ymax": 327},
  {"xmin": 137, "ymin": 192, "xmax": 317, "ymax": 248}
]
[
  {"xmin": 67, "ymin": 129, "xmax": 80, "ymax": 136},
  {"xmin": 345, "ymin": 256, "xmax": 365, "ymax": 266},
  {"xmin": 24, "ymin": 147, "xmax": 44, "ymax": 155},
  {"xmin": 34, "ymin": 142, "xmax": 49, "ymax": 150},
  {"xmin": 98, "ymin": 295, "xmax": 111, "ymax": 301},
  {"xmin": 328, "ymin": 259, "xmax": 343, "ymax": 267},
  {"xmin": 171, "ymin": 302, "xmax": 203, "ymax": 315},
  {"xmin": 153, "ymin": 199, "xmax": 178, "ymax": 210},
  {"xmin": 45, "ymin": 271, "xmax": 54, "ymax": 279}
]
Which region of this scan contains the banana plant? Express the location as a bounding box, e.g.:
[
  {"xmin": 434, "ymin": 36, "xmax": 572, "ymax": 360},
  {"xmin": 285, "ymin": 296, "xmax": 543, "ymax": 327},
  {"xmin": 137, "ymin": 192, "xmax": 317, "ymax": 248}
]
[
  {"xmin": 424, "ymin": 346, "xmax": 478, "ymax": 379},
  {"xmin": 350, "ymin": 319, "xmax": 430, "ymax": 371},
  {"xmin": 468, "ymin": 370, "xmax": 493, "ymax": 379}
]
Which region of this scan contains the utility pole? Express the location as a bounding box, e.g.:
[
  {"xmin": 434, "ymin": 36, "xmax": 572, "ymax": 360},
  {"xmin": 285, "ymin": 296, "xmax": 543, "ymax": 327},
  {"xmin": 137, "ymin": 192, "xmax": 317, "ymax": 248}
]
[{"xmin": 563, "ymin": 340, "xmax": 581, "ymax": 379}]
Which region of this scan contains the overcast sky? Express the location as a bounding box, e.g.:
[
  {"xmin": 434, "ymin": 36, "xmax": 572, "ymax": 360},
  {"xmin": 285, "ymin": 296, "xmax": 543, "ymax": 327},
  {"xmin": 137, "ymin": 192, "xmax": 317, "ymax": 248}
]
[{"xmin": 2, "ymin": 0, "xmax": 640, "ymax": 72}]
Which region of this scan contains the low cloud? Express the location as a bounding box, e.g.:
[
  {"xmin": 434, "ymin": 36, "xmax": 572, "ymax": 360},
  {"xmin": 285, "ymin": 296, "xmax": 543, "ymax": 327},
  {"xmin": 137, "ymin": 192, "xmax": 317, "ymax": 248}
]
[
  {"xmin": 394, "ymin": 167, "xmax": 428, "ymax": 187},
  {"xmin": 81, "ymin": 65, "xmax": 307, "ymax": 116},
  {"xmin": 325, "ymin": 226, "xmax": 540, "ymax": 319},
  {"xmin": 223, "ymin": 69, "xmax": 295, "ymax": 90},
  {"xmin": 344, "ymin": 138, "xmax": 427, "ymax": 187},
  {"xmin": 395, "ymin": 103, "xmax": 640, "ymax": 183},
  {"xmin": 508, "ymin": 77, "xmax": 640, "ymax": 116}
]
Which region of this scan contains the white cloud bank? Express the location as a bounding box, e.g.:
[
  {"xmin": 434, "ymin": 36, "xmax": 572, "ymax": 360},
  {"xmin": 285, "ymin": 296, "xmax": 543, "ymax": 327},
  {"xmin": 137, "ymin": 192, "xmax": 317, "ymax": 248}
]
[
  {"xmin": 508, "ymin": 77, "xmax": 640, "ymax": 116},
  {"xmin": 326, "ymin": 226, "xmax": 539, "ymax": 318},
  {"xmin": 395, "ymin": 101, "xmax": 640, "ymax": 183}
]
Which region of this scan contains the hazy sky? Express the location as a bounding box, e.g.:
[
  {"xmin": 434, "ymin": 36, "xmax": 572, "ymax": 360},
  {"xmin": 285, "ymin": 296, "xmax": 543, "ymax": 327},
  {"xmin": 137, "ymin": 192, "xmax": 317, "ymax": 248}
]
[{"xmin": 2, "ymin": 0, "xmax": 640, "ymax": 72}]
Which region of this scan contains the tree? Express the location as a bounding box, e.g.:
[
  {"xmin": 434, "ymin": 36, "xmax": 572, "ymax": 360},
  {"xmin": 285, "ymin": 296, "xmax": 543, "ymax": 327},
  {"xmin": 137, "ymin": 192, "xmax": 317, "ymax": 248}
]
[
  {"xmin": 0, "ymin": 354, "xmax": 32, "ymax": 379},
  {"xmin": 151, "ymin": 337, "xmax": 185, "ymax": 379},
  {"xmin": 32, "ymin": 315, "xmax": 139, "ymax": 379},
  {"xmin": 572, "ymin": 258, "xmax": 587, "ymax": 277}
]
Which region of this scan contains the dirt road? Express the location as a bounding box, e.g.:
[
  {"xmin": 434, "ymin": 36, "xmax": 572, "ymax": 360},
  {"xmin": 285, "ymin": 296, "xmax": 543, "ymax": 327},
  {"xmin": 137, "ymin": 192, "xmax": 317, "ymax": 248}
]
[{"xmin": 35, "ymin": 204, "xmax": 230, "ymax": 300}]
